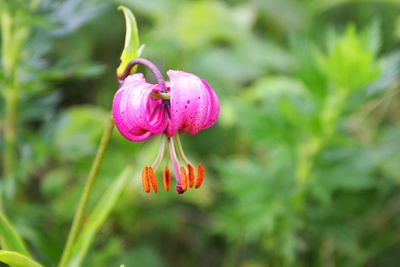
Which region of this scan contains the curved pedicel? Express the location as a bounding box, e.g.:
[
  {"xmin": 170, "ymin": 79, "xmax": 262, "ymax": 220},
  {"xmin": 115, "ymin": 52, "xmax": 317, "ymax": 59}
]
[{"xmin": 119, "ymin": 58, "xmax": 167, "ymax": 92}]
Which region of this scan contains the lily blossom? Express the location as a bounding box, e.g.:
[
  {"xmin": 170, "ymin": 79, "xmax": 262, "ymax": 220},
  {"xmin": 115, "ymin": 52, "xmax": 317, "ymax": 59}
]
[{"xmin": 113, "ymin": 58, "xmax": 219, "ymax": 194}]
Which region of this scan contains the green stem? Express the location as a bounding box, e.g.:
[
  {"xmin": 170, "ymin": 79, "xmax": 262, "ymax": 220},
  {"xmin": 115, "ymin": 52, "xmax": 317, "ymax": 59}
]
[
  {"xmin": 3, "ymin": 89, "xmax": 18, "ymax": 179},
  {"xmin": 1, "ymin": 89, "xmax": 19, "ymax": 212},
  {"xmin": 295, "ymin": 89, "xmax": 347, "ymax": 185},
  {"xmin": 295, "ymin": 137, "xmax": 321, "ymax": 185},
  {"xmin": 1, "ymin": 5, "xmax": 15, "ymax": 187},
  {"xmin": 1, "ymin": 3, "xmax": 30, "ymax": 208},
  {"xmin": 293, "ymin": 89, "xmax": 348, "ymax": 209},
  {"xmin": 58, "ymin": 113, "xmax": 114, "ymax": 267}
]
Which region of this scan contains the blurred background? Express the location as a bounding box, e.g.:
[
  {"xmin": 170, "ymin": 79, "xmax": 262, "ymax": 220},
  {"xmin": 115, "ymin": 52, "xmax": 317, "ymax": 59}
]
[{"xmin": 1, "ymin": 0, "xmax": 400, "ymax": 266}]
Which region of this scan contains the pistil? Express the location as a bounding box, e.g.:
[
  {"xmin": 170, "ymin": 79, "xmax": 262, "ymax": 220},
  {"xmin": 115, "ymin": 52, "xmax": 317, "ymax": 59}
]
[{"xmin": 168, "ymin": 137, "xmax": 184, "ymax": 194}]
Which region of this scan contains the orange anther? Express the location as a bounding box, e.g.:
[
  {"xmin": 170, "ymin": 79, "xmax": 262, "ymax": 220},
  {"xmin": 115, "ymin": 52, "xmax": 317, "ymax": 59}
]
[
  {"xmin": 195, "ymin": 163, "xmax": 204, "ymax": 189},
  {"xmin": 142, "ymin": 167, "xmax": 150, "ymax": 193},
  {"xmin": 188, "ymin": 164, "xmax": 195, "ymax": 188},
  {"xmin": 180, "ymin": 166, "xmax": 188, "ymax": 192},
  {"xmin": 148, "ymin": 167, "xmax": 158, "ymax": 193},
  {"xmin": 163, "ymin": 166, "xmax": 171, "ymax": 191}
]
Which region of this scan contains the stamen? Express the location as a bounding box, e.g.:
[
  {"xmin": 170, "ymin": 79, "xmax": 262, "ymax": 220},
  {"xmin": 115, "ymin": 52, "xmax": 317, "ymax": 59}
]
[
  {"xmin": 142, "ymin": 167, "xmax": 150, "ymax": 193},
  {"xmin": 148, "ymin": 167, "xmax": 158, "ymax": 193},
  {"xmin": 165, "ymin": 137, "xmax": 170, "ymax": 166},
  {"xmin": 163, "ymin": 166, "xmax": 171, "ymax": 191},
  {"xmin": 173, "ymin": 135, "xmax": 194, "ymax": 167},
  {"xmin": 180, "ymin": 166, "xmax": 188, "ymax": 192},
  {"xmin": 173, "ymin": 135, "xmax": 196, "ymax": 189},
  {"xmin": 188, "ymin": 164, "xmax": 195, "ymax": 188},
  {"xmin": 151, "ymin": 135, "xmax": 166, "ymax": 172},
  {"xmin": 195, "ymin": 163, "xmax": 204, "ymax": 189}
]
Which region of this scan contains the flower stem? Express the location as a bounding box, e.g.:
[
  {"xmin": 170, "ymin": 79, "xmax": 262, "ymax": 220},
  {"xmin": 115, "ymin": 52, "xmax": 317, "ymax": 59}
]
[
  {"xmin": 58, "ymin": 113, "xmax": 114, "ymax": 267},
  {"xmin": 119, "ymin": 58, "xmax": 167, "ymax": 93}
]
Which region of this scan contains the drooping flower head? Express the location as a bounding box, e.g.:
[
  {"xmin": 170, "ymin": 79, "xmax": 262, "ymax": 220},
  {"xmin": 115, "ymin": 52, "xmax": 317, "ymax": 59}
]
[{"xmin": 113, "ymin": 58, "xmax": 219, "ymax": 194}]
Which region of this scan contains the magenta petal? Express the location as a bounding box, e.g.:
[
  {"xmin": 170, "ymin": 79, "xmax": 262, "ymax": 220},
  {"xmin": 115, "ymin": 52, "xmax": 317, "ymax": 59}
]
[
  {"xmin": 112, "ymin": 73, "xmax": 168, "ymax": 142},
  {"xmin": 128, "ymin": 82, "xmax": 168, "ymax": 135},
  {"xmin": 200, "ymin": 78, "xmax": 220, "ymax": 129},
  {"xmin": 113, "ymin": 87, "xmax": 152, "ymax": 141},
  {"xmin": 113, "ymin": 69, "xmax": 219, "ymax": 142},
  {"xmin": 165, "ymin": 70, "xmax": 219, "ymax": 136}
]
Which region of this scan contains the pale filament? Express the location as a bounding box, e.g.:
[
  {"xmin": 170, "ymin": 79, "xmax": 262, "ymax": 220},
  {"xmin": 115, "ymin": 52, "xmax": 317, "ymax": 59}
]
[
  {"xmin": 151, "ymin": 134, "xmax": 166, "ymax": 172},
  {"xmin": 173, "ymin": 135, "xmax": 194, "ymax": 167}
]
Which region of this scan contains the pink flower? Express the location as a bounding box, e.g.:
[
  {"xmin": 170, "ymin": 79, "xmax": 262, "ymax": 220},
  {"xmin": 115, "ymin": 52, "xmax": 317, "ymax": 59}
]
[{"xmin": 112, "ymin": 59, "xmax": 220, "ymax": 194}]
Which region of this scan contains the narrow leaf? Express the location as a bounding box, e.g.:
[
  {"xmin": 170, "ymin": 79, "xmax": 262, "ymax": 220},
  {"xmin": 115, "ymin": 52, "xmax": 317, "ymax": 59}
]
[
  {"xmin": 67, "ymin": 166, "xmax": 133, "ymax": 267},
  {"xmin": 0, "ymin": 214, "xmax": 31, "ymax": 257},
  {"xmin": 0, "ymin": 250, "xmax": 42, "ymax": 267},
  {"xmin": 116, "ymin": 6, "xmax": 141, "ymax": 78}
]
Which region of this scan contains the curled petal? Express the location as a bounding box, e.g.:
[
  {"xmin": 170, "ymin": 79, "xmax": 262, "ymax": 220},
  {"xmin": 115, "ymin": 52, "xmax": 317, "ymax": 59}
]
[
  {"xmin": 126, "ymin": 81, "xmax": 168, "ymax": 134},
  {"xmin": 113, "ymin": 86, "xmax": 152, "ymax": 141},
  {"xmin": 165, "ymin": 70, "xmax": 218, "ymax": 136},
  {"xmin": 113, "ymin": 73, "xmax": 168, "ymax": 142},
  {"xmin": 200, "ymin": 78, "xmax": 220, "ymax": 129}
]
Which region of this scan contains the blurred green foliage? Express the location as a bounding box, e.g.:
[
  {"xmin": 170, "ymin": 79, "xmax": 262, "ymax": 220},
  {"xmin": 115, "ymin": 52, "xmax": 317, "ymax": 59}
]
[{"xmin": 1, "ymin": 0, "xmax": 400, "ymax": 266}]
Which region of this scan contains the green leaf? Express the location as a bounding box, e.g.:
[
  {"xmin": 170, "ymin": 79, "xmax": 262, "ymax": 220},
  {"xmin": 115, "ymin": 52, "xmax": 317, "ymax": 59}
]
[
  {"xmin": 362, "ymin": 20, "xmax": 381, "ymax": 55},
  {"xmin": 67, "ymin": 166, "xmax": 133, "ymax": 267},
  {"xmin": 0, "ymin": 214, "xmax": 30, "ymax": 257},
  {"xmin": 317, "ymin": 24, "xmax": 380, "ymax": 92},
  {"xmin": 116, "ymin": 6, "xmax": 142, "ymax": 78},
  {"xmin": 0, "ymin": 250, "xmax": 42, "ymax": 267}
]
